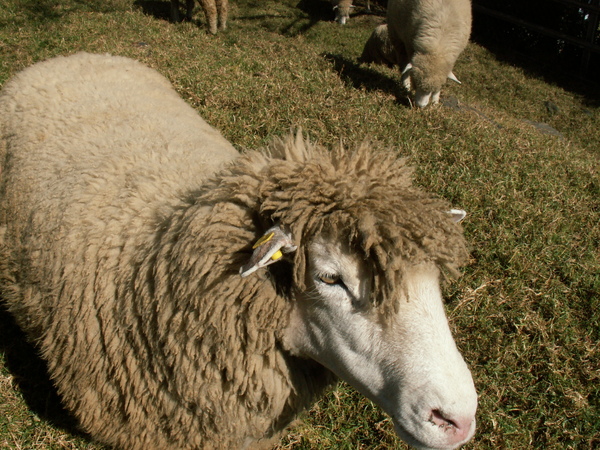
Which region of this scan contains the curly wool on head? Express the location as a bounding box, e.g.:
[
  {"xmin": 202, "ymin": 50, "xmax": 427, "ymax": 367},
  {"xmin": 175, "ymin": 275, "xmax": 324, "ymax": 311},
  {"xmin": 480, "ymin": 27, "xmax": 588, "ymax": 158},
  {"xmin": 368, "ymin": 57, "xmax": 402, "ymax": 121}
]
[
  {"xmin": 118, "ymin": 132, "xmax": 470, "ymax": 447},
  {"xmin": 197, "ymin": 132, "xmax": 469, "ymax": 313}
]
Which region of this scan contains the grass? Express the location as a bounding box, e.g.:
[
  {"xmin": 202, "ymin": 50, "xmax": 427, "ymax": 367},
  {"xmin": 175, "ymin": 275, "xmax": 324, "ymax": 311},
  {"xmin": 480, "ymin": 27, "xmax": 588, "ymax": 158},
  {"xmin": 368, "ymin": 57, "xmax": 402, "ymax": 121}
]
[{"xmin": 0, "ymin": 0, "xmax": 599, "ymax": 448}]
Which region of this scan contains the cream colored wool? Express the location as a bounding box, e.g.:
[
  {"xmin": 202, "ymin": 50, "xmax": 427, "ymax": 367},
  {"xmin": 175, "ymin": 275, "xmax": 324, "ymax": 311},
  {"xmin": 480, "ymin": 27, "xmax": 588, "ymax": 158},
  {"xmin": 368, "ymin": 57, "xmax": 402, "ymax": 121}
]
[
  {"xmin": 360, "ymin": 24, "xmax": 401, "ymax": 68},
  {"xmin": 387, "ymin": 0, "xmax": 472, "ymax": 104},
  {"xmin": 0, "ymin": 53, "xmax": 468, "ymax": 449}
]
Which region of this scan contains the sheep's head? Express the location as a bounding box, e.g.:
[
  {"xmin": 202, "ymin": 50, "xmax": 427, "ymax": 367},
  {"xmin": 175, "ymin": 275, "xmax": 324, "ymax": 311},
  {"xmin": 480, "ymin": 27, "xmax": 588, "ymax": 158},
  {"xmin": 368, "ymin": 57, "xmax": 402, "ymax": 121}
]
[
  {"xmin": 239, "ymin": 134, "xmax": 477, "ymax": 449},
  {"xmin": 333, "ymin": 3, "xmax": 354, "ymax": 25},
  {"xmin": 402, "ymin": 54, "xmax": 462, "ymax": 108}
]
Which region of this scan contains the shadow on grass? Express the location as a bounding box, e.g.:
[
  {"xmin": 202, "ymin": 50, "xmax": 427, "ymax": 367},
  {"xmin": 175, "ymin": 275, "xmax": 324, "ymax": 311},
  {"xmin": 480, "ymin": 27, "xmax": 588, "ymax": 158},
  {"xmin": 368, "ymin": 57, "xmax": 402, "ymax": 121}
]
[
  {"xmin": 0, "ymin": 302, "xmax": 83, "ymax": 436},
  {"xmin": 296, "ymin": 0, "xmax": 334, "ymax": 23},
  {"xmin": 296, "ymin": 0, "xmax": 387, "ymax": 23},
  {"xmin": 322, "ymin": 52, "xmax": 411, "ymax": 107},
  {"xmin": 471, "ymin": 12, "xmax": 600, "ymax": 105},
  {"xmin": 241, "ymin": 0, "xmax": 330, "ymax": 37},
  {"xmin": 11, "ymin": 0, "xmax": 131, "ymax": 24},
  {"xmin": 133, "ymin": 0, "xmax": 328, "ymax": 36},
  {"xmin": 134, "ymin": 0, "xmax": 172, "ymax": 21},
  {"xmin": 283, "ymin": 0, "xmax": 385, "ymax": 36}
]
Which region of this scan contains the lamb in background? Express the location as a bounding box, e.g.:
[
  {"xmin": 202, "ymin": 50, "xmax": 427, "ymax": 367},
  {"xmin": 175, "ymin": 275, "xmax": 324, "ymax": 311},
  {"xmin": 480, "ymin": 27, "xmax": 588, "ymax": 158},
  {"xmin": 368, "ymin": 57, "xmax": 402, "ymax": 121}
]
[
  {"xmin": 387, "ymin": 0, "xmax": 472, "ymax": 107},
  {"xmin": 0, "ymin": 52, "xmax": 477, "ymax": 450},
  {"xmin": 171, "ymin": 0, "xmax": 227, "ymax": 34},
  {"xmin": 359, "ymin": 23, "xmax": 401, "ymax": 68}
]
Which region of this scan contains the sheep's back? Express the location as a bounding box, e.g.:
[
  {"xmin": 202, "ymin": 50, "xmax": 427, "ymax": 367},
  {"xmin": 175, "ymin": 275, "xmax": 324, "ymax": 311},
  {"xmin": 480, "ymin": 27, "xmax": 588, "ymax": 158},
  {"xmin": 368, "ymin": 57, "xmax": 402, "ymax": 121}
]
[
  {"xmin": 387, "ymin": 0, "xmax": 472, "ymax": 56},
  {"xmin": 0, "ymin": 52, "xmax": 239, "ymax": 335}
]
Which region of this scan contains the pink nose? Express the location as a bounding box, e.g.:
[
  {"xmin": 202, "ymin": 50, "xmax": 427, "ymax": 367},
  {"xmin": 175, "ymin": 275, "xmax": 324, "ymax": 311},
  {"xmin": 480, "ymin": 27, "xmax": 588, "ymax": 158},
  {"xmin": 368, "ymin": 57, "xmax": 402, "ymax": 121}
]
[{"xmin": 430, "ymin": 409, "xmax": 475, "ymax": 445}]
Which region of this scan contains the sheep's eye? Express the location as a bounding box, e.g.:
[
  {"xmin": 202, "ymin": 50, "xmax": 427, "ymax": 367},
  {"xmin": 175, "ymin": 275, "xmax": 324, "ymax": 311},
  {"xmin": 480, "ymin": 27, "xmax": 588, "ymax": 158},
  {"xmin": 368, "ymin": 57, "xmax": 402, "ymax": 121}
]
[{"xmin": 318, "ymin": 273, "xmax": 342, "ymax": 285}]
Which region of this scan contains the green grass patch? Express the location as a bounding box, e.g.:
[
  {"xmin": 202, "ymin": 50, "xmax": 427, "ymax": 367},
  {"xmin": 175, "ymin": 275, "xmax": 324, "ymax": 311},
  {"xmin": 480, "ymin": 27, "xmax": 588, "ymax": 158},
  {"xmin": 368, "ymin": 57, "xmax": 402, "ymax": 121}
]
[{"xmin": 1, "ymin": 0, "xmax": 599, "ymax": 448}]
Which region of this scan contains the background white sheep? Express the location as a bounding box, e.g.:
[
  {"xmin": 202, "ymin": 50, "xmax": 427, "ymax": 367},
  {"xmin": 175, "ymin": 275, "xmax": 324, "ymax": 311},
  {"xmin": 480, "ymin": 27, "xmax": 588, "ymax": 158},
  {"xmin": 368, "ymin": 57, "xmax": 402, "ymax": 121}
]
[
  {"xmin": 0, "ymin": 52, "xmax": 477, "ymax": 450},
  {"xmin": 331, "ymin": 0, "xmax": 354, "ymax": 24},
  {"xmin": 330, "ymin": 0, "xmax": 373, "ymax": 24},
  {"xmin": 171, "ymin": 0, "xmax": 228, "ymax": 34},
  {"xmin": 359, "ymin": 23, "xmax": 401, "ymax": 68},
  {"xmin": 386, "ymin": 0, "xmax": 472, "ymax": 107}
]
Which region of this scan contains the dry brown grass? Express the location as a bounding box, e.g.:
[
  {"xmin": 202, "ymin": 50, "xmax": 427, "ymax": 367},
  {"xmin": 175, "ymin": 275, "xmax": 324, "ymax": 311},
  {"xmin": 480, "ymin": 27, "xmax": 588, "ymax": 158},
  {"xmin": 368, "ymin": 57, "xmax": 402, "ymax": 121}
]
[{"xmin": 1, "ymin": 0, "xmax": 598, "ymax": 448}]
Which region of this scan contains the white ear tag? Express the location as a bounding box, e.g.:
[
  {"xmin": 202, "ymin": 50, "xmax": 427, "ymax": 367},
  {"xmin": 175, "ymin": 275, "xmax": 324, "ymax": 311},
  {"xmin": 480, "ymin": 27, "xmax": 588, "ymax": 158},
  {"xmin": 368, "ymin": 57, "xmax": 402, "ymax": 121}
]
[
  {"xmin": 447, "ymin": 209, "xmax": 467, "ymax": 223},
  {"xmin": 239, "ymin": 225, "xmax": 297, "ymax": 278}
]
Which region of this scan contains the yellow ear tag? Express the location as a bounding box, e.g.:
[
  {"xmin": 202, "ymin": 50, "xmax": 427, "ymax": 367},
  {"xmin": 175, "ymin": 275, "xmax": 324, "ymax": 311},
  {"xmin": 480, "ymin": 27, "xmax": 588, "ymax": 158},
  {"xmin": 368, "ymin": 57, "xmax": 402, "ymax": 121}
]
[
  {"xmin": 253, "ymin": 231, "xmax": 274, "ymax": 249},
  {"xmin": 271, "ymin": 250, "xmax": 283, "ymax": 261}
]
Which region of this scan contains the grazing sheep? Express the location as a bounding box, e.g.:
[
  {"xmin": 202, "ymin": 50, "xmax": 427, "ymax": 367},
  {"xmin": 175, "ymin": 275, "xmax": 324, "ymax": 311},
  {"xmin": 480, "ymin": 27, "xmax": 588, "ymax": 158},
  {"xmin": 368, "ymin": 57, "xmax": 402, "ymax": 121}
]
[
  {"xmin": 0, "ymin": 52, "xmax": 477, "ymax": 450},
  {"xmin": 331, "ymin": 0, "xmax": 354, "ymax": 24},
  {"xmin": 359, "ymin": 23, "xmax": 401, "ymax": 68},
  {"xmin": 171, "ymin": 0, "xmax": 227, "ymax": 34},
  {"xmin": 387, "ymin": 0, "xmax": 472, "ymax": 107}
]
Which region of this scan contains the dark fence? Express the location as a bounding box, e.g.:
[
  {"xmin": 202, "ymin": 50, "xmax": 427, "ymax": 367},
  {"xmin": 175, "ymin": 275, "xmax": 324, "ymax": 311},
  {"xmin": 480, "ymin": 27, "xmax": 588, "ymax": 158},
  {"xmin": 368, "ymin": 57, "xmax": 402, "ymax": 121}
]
[{"xmin": 471, "ymin": 0, "xmax": 600, "ymax": 80}]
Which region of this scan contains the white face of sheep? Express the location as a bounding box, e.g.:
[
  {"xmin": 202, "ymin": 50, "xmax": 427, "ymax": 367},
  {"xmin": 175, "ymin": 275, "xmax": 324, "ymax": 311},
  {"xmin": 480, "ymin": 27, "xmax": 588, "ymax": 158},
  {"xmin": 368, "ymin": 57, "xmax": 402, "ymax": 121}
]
[
  {"xmin": 401, "ymin": 63, "xmax": 462, "ymax": 108},
  {"xmin": 333, "ymin": 4, "xmax": 353, "ymax": 25},
  {"xmin": 293, "ymin": 238, "xmax": 477, "ymax": 448},
  {"xmin": 240, "ymin": 222, "xmax": 477, "ymax": 449}
]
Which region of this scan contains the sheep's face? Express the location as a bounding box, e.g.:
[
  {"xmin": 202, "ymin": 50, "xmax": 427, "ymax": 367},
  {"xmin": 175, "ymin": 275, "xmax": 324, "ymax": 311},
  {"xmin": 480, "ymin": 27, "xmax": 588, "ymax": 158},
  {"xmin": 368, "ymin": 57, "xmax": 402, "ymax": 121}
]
[
  {"xmin": 333, "ymin": 4, "xmax": 352, "ymax": 24},
  {"xmin": 283, "ymin": 235, "xmax": 477, "ymax": 450},
  {"xmin": 402, "ymin": 64, "xmax": 445, "ymax": 108},
  {"xmin": 403, "ymin": 55, "xmax": 460, "ymax": 108}
]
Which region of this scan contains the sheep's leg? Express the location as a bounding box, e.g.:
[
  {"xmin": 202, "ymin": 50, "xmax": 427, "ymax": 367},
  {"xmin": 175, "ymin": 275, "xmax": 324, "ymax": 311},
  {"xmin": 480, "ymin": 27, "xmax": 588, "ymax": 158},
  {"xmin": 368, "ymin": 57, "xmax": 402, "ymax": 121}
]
[
  {"xmin": 185, "ymin": 0, "xmax": 194, "ymax": 21},
  {"xmin": 215, "ymin": 0, "xmax": 228, "ymax": 31},
  {"xmin": 170, "ymin": 0, "xmax": 180, "ymax": 22},
  {"xmin": 199, "ymin": 0, "xmax": 218, "ymax": 34}
]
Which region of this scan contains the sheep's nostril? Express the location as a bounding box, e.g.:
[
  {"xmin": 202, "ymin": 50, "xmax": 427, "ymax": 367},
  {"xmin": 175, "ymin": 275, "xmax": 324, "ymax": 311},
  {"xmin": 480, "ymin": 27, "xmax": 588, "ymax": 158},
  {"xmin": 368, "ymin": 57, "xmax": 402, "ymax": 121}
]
[
  {"xmin": 428, "ymin": 409, "xmax": 476, "ymax": 446},
  {"xmin": 430, "ymin": 409, "xmax": 456, "ymax": 429},
  {"xmin": 430, "ymin": 409, "xmax": 474, "ymax": 434}
]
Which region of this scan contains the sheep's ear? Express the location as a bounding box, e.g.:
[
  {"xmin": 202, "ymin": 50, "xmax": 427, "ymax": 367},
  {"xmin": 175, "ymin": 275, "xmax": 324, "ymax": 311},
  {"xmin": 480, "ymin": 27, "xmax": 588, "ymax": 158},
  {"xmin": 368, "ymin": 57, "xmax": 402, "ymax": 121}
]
[
  {"xmin": 448, "ymin": 71, "xmax": 461, "ymax": 84},
  {"xmin": 447, "ymin": 209, "xmax": 467, "ymax": 223},
  {"xmin": 401, "ymin": 63, "xmax": 413, "ymax": 76},
  {"xmin": 239, "ymin": 225, "xmax": 297, "ymax": 278}
]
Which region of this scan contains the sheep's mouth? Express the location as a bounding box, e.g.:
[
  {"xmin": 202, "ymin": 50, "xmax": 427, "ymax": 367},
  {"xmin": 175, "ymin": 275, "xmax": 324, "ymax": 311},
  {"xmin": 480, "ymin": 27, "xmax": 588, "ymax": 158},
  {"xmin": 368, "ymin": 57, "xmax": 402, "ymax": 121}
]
[
  {"xmin": 392, "ymin": 419, "xmax": 472, "ymax": 450},
  {"xmin": 392, "ymin": 420, "xmax": 434, "ymax": 450}
]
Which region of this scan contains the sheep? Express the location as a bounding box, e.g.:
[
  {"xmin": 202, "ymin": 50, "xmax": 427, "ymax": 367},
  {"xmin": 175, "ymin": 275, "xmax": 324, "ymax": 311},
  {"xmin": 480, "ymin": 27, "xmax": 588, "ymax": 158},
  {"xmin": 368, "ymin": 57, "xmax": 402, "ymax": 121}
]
[
  {"xmin": 386, "ymin": 0, "xmax": 472, "ymax": 107},
  {"xmin": 331, "ymin": 0, "xmax": 354, "ymax": 24},
  {"xmin": 359, "ymin": 23, "xmax": 401, "ymax": 68},
  {"xmin": 171, "ymin": 0, "xmax": 227, "ymax": 34},
  {"xmin": 0, "ymin": 52, "xmax": 478, "ymax": 450}
]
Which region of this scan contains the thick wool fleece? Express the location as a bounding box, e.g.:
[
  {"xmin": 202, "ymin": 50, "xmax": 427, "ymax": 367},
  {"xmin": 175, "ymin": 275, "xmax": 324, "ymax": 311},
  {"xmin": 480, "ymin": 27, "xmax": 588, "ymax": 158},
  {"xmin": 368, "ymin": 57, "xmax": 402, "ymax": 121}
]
[
  {"xmin": 254, "ymin": 133, "xmax": 469, "ymax": 309},
  {"xmin": 360, "ymin": 24, "xmax": 401, "ymax": 68},
  {"xmin": 0, "ymin": 53, "xmax": 468, "ymax": 450}
]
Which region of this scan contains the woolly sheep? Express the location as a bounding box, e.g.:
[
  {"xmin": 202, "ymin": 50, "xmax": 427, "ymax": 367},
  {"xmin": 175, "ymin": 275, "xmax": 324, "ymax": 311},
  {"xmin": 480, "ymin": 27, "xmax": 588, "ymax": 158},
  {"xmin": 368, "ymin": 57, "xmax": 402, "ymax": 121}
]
[
  {"xmin": 331, "ymin": 0, "xmax": 373, "ymax": 24},
  {"xmin": 0, "ymin": 52, "xmax": 478, "ymax": 450},
  {"xmin": 387, "ymin": 0, "xmax": 472, "ymax": 107},
  {"xmin": 171, "ymin": 0, "xmax": 227, "ymax": 34},
  {"xmin": 359, "ymin": 23, "xmax": 401, "ymax": 68}
]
